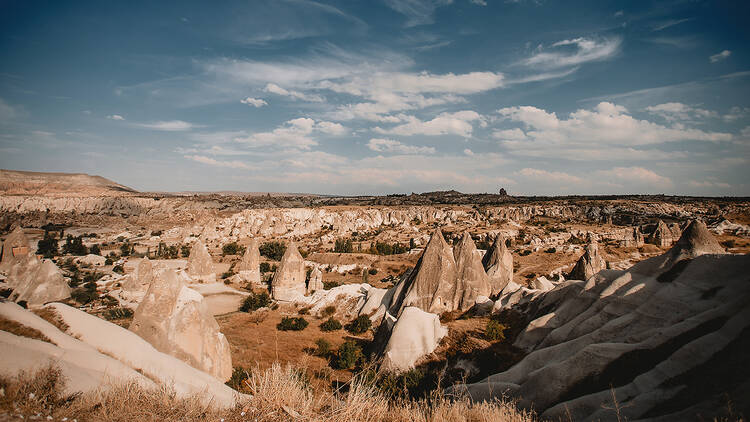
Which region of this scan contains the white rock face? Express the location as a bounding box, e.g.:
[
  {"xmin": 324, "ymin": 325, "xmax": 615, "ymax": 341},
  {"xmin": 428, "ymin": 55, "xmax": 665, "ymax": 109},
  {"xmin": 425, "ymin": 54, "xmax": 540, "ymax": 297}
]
[
  {"xmin": 271, "ymin": 242, "xmax": 306, "ymax": 301},
  {"xmin": 482, "ymin": 234, "xmax": 513, "ymax": 295},
  {"xmin": 306, "ymin": 266, "xmax": 324, "ymax": 295},
  {"xmin": 567, "ymin": 239, "xmax": 606, "ymax": 281},
  {"xmin": 452, "ymin": 221, "xmax": 747, "ymax": 420},
  {"xmin": 453, "ymin": 233, "xmax": 492, "ymax": 311},
  {"xmin": 237, "ymin": 238, "xmax": 261, "ymax": 286},
  {"xmin": 129, "ymin": 268, "xmax": 232, "ymax": 381},
  {"xmin": 382, "ymin": 306, "xmax": 448, "ymax": 371},
  {"xmin": 12, "ymin": 258, "xmax": 71, "ymax": 306},
  {"xmin": 187, "ymin": 240, "xmax": 216, "ymax": 282},
  {"xmin": 75, "ymin": 254, "xmax": 106, "ymax": 267}
]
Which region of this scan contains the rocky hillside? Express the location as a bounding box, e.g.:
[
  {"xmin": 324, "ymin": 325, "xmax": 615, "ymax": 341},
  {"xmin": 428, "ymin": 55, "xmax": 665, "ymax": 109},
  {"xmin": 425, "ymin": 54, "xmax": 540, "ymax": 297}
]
[{"xmin": 0, "ymin": 169, "xmax": 137, "ymax": 196}]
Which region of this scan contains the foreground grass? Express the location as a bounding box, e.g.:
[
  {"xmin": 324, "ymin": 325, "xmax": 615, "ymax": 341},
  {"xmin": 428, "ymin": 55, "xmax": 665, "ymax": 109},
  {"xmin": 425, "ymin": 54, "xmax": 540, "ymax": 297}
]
[{"xmin": 0, "ymin": 363, "xmax": 535, "ymax": 422}]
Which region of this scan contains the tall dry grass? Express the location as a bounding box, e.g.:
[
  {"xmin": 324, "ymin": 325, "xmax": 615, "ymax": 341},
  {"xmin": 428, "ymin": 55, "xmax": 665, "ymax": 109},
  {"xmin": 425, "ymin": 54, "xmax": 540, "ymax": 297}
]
[{"xmin": 0, "ymin": 363, "xmax": 536, "ymax": 422}]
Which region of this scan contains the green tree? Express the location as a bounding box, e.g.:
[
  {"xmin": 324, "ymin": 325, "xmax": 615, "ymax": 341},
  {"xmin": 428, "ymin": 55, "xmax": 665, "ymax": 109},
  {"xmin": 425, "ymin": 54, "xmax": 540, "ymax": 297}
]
[
  {"xmin": 259, "ymin": 241, "xmax": 286, "ymax": 261},
  {"xmin": 334, "ymin": 238, "xmax": 353, "ymax": 253},
  {"xmin": 36, "ymin": 231, "xmax": 59, "ymax": 258}
]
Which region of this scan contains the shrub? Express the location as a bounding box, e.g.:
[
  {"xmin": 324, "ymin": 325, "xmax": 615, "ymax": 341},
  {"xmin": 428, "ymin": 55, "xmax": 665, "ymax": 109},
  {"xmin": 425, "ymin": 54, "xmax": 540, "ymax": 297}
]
[
  {"xmin": 225, "ymin": 367, "xmax": 251, "ymax": 392},
  {"xmin": 89, "ymin": 244, "xmax": 101, "ymax": 255},
  {"xmin": 259, "ymin": 241, "xmax": 286, "ymax": 261},
  {"xmin": 368, "ymin": 268, "xmax": 378, "ymax": 275},
  {"xmin": 119, "ymin": 243, "xmax": 131, "ymax": 257},
  {"xmin": 62, "ymin": 235, "xmax": 88, "ymax": 256},
  {"xmin": 332, "ymin": 340, "xmax": 362, "ymax": 370},
  {"xmin": 544, "ymin": 247, "xmax": 556, "ymax": 253},
  {"xmin": 345, "ymin": 314, "xmax": 372, "ymax": 335},
  {"xmin": 105, "ymin": 257, "xmax": 113, "ymax": 265},
  {"xmin": 103, "ymin": 307, "xmax": 133, "ymax": 320},
  {"xmin": 222, "ymin": 242, "xmax": 245, "ymax": 256},
  {"xmin": 323, "ymin": 280, "xmax": 341, "ymax": 290},
  {"xmin": 36, "ymin": 231, "xmax": 59, "ymax": 258},
  {"xmin": 334, "ymin": 238, "xmax": 353, "ymax": 253},
  {"xmin": 320, "ymin": 317, "xmax": 342, "ymax": 332},
  {"xmin": 259, "ymin": 262, "xmax": 272, "ymax": 273},
  {"xmin": 180, "ymin": 244, "xmax": 191, "ymax": 257},
  {"xmin": 321, "ymin": 305, "xmax": 336, "ymax": 317},
  {"xmin": 485, "ymin": 320, "xmax": 507, "ymax": 342},
  {"xmin": 239, "ymin": 292, "xmax": 271, "ymax": 312},
  {"xmin": 71, "ymin": 288, "xmax": 98, "ymax": 304},
  {"xmin": 112, "ymin": 264, "xmax": 124, "ymax": 274},
  {"xmin": 313, "ymin": 338, "xmax": 332, "ymax": 357},
  {"xmin": 277, "ymin": 316, "xmax": 308, "ymax": 331}
]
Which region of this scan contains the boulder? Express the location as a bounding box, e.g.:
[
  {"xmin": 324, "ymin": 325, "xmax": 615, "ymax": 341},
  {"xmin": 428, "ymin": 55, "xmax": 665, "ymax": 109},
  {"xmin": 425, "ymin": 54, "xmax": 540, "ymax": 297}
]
[
  {"xmin": 453, "ymin": 232, "xmax": 492, "ymax": 311},
  {"xmin": 306, "ymin": 266, "xmax": 324, "ymax": 295},
  {"xmin": 75, "ymin": 254, "xmax": 106, "ymax": 267},
  {"xmin": 0, "ymin": 226, "xmax": 31, "ymax": 271},
  {"xmin": 271, "ymin": 242, "xmax": 306, "ymax": 301},
  {"xmin": 382, "ymin": 306, "xmax": 447, "ymax": 371},
  {"xmin": 129, "ymin": 268, "xmax": 232, "ymax": 381},
  {"xmin": 187, "ymin": 240, "xmax": 216, "ymax": 282},
  {"xmin": 389, "ymin": 229, "xmax": 458, "ymax": 315},
  {"xmin": 237, "ymin": 238, "xmax": 261, "ymax": 286},
  {"xmin": 482, "ymin": 234, "xmax": 513, "ymax": 295},
  {"xmin": 566, "ymin": 238, "xmax": 606, "ymax": 281}
]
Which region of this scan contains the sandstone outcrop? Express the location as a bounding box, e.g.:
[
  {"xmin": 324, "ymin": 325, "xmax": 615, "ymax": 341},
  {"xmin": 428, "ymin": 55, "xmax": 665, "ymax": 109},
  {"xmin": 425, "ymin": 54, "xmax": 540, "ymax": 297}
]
[
  {"xmin": 452, "ymin": 221, "xmax": 747, "ymax": 420},
  {"xmin": 187, "ymin": 240, "xmax": 216, "ymax": 282},
  {"xmin": 382, "ymin": 306, "xmax": 447, "ymax": 371},
  {"xmin": 566, "ymin": 237, "xmax": 606, "ymax": 281},
  {"xmin": 120, "ymin": 257, "xmax": 155, "ymax": 301},
  {"xmin": 0, "ymin": 226, "xmax": 31, "ymax": 271},
  {"xmin": 237, "ymin": 238, "xmax": 261, "ymax": 286},
  {"xmin": 8, "ymin": 257, "xmax": 71, "ymax": 306},
  {"xmin": 307, "ymin": 267, "xmax": 324, "ymax": 295},
  {"xmin": 648, "ymin": 219, "xmax": 673, "ymax": 247},
  {"xmin": 271, "ymin": 242, "xmax": 306, "ymax": 301},
  {"xmin": 453, "ymin": 233, "xmax": 492, "ymax": 311},
  {"xmin": 129, "ymin": 268, "xmax": 232, "ymax": 381},
  {"xmin": 481, "ymin": 234, "xmax": 513, "ymax": 295}
]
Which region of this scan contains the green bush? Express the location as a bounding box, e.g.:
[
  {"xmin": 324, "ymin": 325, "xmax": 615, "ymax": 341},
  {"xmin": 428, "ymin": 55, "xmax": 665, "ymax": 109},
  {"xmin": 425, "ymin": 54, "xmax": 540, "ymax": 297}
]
[
  {"xmin": 225, "ymin": 367, "xmax": 251, "ymax": 392},
  {"xmin": 89, "ymin": 244, "xmax": 101, "ymax": 255},
  {"xmin": 485, "ymin": 320, "xmax": 506, "ymax": 342},
  {"xmin": 334, "ymin": 238, "xmax": 353, "ymax": 253},
  {"xmin": 36, "ymin": 232, "xmax": 59, "ymax": 258},
  {"xmin": 320, "ymin": 317, "xmax": 342, "ymax": 332},
  {"xmin": 112, "ymin": 264, "xmax": 124, "ymax": 274},
  {"xmin": 345, "ymin": 315, "xmax": 372, "ymax": 335},
  {"xmin": 222, "ymin": 242, "xmax": 245, "ymax": 256},
  {"xmin": 323, "ymin": 280, "xmax": 341, "ymax": 290},
  {"xmin": 368, "ymin": 268, "xmax": 378, "ymax": 275},
  {"xmin": 277, "ymin": 316, "xmax": 309, "ymax": 331},
  {"xmin": 239, "ymin": 292, "xmax": 271, "ymax": 312},
  {"xmin": 103, "ymin": 307, "xmax": 133, "ymax": 320},
  {"xmin": 259, "ymin": 262, "xmax": 273, "ymax": 273},
  {"xmin": 321, "ymin": 305, "xmax": 336, "ymax": 318},
  {"xmin": 259, "ymin": 241, "xmax": 286, "ymax": 261},
  {"xmin": 332, "ymin": 340, "xmax": 363, "ymax": 370},
  {"xmin": 313, "ymin": 338, "xmax": 332, "ymax": 357},
  {"xmin": 62, "ymin": 235, "xmax": 88, "ymax": 256},
  {"xmin": 71, "ymin": 288, "xmax": 98, "ymax": 304}
]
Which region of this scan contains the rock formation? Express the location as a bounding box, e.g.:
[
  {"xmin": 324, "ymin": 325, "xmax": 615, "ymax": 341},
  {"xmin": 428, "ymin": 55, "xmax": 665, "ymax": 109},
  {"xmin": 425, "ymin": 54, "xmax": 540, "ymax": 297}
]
[
  {"xmin": 271, "ymin": 242, "xmax": 306, "ymax": 301},
  {"xmin": 129, "ymin": 268, "xmax": 232, "ymax": 381},
  {"xmin": 237, "ymin": 238, "xmax": 261, "ymax": 286},
  {"xmin": 452, "ymin": 221, "xmax": 747, "ymax": 420},
  {"xmin": 388, "ymin": 229, "xmax": 458, "ymax": 315},
  {"xmin": 120, "ymin": 257, "xmax": 155, "ymax": 301},
  {"xmin": 566, "ymin": 237, "xmax": 606, "ymax": 281},
  {"xmin": 453, "ymin": 233, "xmax": 492, "ymax": 311},
  {"xmin": 0, "ymin": 226, "xmax": 31, "ymax": 271},
  {"xmin": 187, "ymin": 240, "xmax": 216, "ymax": 282},
  {"xmin": 648, "ymin": 219, "xmax": 673, "ymax": 247},
  {"xmin": 9, "ymin": 257, "xmax": 71, "ymax": 306},
  {"xmin": 307, "ymin": 267, "xmax": 323, "ymax": 295},
  {"xmin": 481, "ymin": 234, "xmax": 513, "ymax": 295},
  {"xmin": 633, "ymin": 226, "xmax": 645, "ymax": 247},
  {"xmin": 382, "ymin": 306, "xmax": 447, "ymax": 371}
]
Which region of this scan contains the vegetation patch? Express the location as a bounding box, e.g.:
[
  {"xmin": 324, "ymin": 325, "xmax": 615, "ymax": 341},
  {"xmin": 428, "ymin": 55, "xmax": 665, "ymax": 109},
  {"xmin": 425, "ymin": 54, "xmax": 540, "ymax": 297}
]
[
  {"xmin": 239, "ymin": 292, "xmax": 271, "ymax": 312},
  {"xmin": 277, "ymin": 316, "xmax": 309, "ymax": 331},
  {"xmin": 320, "ymin": 317, "xmax": 342, "ymax": 332},
  {"xmin": 345, "ymin": 315, "xmax": 372, "ymax": 335}
]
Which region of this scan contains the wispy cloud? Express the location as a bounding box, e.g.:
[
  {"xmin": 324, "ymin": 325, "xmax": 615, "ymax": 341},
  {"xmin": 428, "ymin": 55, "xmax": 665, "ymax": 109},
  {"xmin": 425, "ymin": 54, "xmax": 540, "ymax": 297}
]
[
  {"xmin": 367, "ymin": 138, "xmax": 436, "ymax": 154},
  {"xmin": 652, "ymin": 18, "xmax": 692, "ymax": 31},
  {"xmin": 520, "ymin": 37, "xmax": 621, "ymax": 69},
  {"xmin": 134, "ymin": 120, "xmax": 196, "ymax": 131},
  {"xmin": 383, "ymin": 0, "xmax": 454, "ymax": 27},
  {"xmin": 107, "ymin": 114, "xmax": 125, "ymax": 121},
  {"xmin": 240, "ymin": 97, "xmax": 268, "ymax": 107},
  {"xmin": 645, "ymin": 102, "xmax": 718, "ymax": 122},
  {"xmin": 375, "ymin": 110, "xmax": 482, "ymax": 136},
  {"xmin": 233, "ymin": 117, "xmax": 347, "ymax": 150},
  {"xmin": 710, "ymin": 50, "xmax": 731, "ymax": 63},
  {"xmin": 184, "ymin": 155, "xmax": 252, "ymax": 169},
  {"xmin": 265, "ymin": 83, "xmax": 324, "ymax": 102}
]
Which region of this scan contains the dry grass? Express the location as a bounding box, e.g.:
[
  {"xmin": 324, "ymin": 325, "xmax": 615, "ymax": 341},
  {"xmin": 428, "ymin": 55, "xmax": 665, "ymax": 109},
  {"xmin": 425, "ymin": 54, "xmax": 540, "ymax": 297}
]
[
  {"xmin": 0, "ymin": 316, "xmax": 53, "ymax": 344},
  {"xmin": 0, "ymin": 363, "xmax": 535, "ymax": 422},
  {"xmin": 31, "ymin": 307, "xmax": 70, "ymax": 333}
]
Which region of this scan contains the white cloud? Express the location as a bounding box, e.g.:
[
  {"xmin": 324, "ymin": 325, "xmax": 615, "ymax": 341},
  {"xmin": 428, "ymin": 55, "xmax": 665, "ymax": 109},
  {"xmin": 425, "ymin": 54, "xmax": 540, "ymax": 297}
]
[
  {"xmin": 518, "ymin": 168, "xmax": 583, "ymax": 184},
  {"xmin": 470, "ymin": 0, "xmax": 487, "ymax": 5},
  {"xmin": 375, "ymin": 110, "xmax": 482, "ymax": 136},
  {"xmin": 710, "ymin": 50, "xmax": 731, "ymax": 63},
  {"xmin": 264, "ymin": 83, "xmax": 324, "ymax": 102},
  {"xmin": 240, "ymin": 97, "xmax": 268, "ymax": 107},
  {"xmin": 367, "ymin": 138, "xmax": 436, "ymax": 154},
  {"xmin": 463, "ymin": 148, "xmax": 474, "ymax": 156},
  {"xmin": 594, "ymin": 167, "xmax": 673, "ymax": 187},
  {"xmin": 233, "ymin": 117, "xmax": 347, "ymax": 149},
  {"xmin": 645, "ymin": 102, "xmax": 718, "ymax": 122},
  {"xmin": 497, "ymin": 102, "xmax": 731, "ymax": 146},
  {"xmin": 723, "ymin": 106, "xmax": 750, "ymax": 122},
  {"xmin": 107, "ymin": 114, "xmax": 125, "ymax": 121},
  {"xmin": 31, "ymin": 130, "xmax": 54, "ymax": 137},
  {"xmin": 652, "ymin": 18, "xmax": 692, "ymax": 31},
  {"xmin": 687, "ymin": 180, "xmax": 731, "ymax": 189},
  {"xmin": 184, "ymin": 155, "xmax": 252, "ymax": 169},
  {"xmin": 492, "ymin": 128, "xmax": 527, "ymax": 140},
  {"xmin": 134, "ymin": 120, "xmax": 195, "ymax": 131},
  {"xmin": 521, "ymin": 37, "xmax": 621, "ymax": 69}
]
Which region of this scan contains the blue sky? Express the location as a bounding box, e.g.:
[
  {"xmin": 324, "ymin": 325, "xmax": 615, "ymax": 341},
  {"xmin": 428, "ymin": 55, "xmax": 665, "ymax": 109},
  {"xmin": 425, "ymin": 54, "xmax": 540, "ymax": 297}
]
[{"xmin": 0, "ymin": 0, "xmax": 748, "ymax": 195}]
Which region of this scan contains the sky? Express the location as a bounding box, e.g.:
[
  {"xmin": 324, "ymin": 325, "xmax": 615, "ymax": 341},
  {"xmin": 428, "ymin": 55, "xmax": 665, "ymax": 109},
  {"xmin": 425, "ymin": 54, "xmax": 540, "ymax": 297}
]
[{"xmin": 0, "ymin": 0, "xmax": 748, "ymax": 196}]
